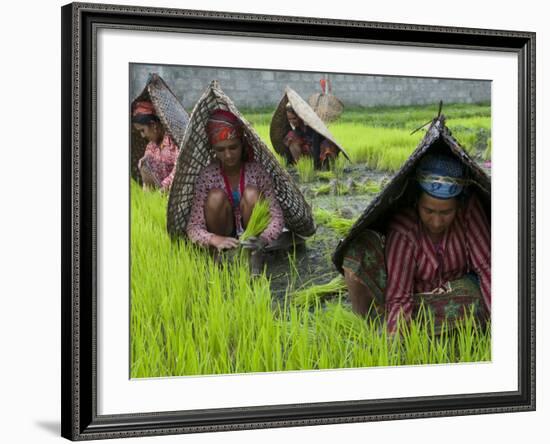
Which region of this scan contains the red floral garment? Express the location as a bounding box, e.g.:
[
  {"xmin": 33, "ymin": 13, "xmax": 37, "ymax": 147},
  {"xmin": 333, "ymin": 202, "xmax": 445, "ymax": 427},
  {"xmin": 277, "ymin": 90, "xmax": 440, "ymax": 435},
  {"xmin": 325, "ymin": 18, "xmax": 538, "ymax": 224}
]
[
  {"xmin": 186, "ymin": 161, "xmax": 285, "ymax": 246},
  {"xmin": 139, "ymin": 134, "xmax": 179, "ymax": 191}
]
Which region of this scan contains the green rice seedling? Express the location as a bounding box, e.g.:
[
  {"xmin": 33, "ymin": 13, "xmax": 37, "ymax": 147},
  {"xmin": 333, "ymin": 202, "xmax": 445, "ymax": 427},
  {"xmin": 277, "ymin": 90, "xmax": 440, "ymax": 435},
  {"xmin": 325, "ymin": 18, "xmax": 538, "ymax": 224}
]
[
  {"xmin": 314, "ymin": 207, "xmax": 357, "ymax": 236},
  {"xmin": 400, "ymin": 303, "xmax": 443, "ymax": 365},
  {"xmin": 356, "ymin": 179, "xmax": 382, "ymax": 194},
  {"xmin": 334, "ymin": 103, "xmax": 490, "ymax": 128},
  {"xmin": 313, "ymin": 207, "xmax": 334, "ymax": 225},
  {"xmin": 336, "ymin": 182, "xmax": 350, "ymax": 196},
  {"xmin": 316, "ymin": 301, "xmax": 385, "ymax": 355},
  {"xmin": 452, "ymin": 306, "xmax": 490, "ymax": 363},
  {"xmin": 284, "ymin": 246, "xmax": 301, "ymax": 294},
  {"xmin": 448, "ymin": 129, "xmax": 478, "ymax": 154},
  {"xmin": 332, "ymin": 155, "xmax": 348, "ymax": 178},
  {"xmin": 295, "ymin": 156, "xmax": 316, "ymax": 183},
  {"xmin": 313, "ymin": 184, "xmax": 331, "ymax": 196},
  {"xmin": 317, "ymin": 170, "xmax": 336, "ymax": 181},
  {"xmin": 313, "ymin": 181, "xmax": 349, "ymax": 196},
  {"xmin": 290, "ymin": 275, "xmax": 347, "ymax": 307},
  {"xmin": 327, "ymin": 218, "xmax": 355, "ymax": 236},
  {"xmin": 272, "ymin": 151, "xmax": 287, "ymax": 167},
  {"xmin": 330, "ymin": 125, "xmax": 423, "ymax": 169},
  {"xmin": 374, "ymin": 144, "xmax": 416, "ymax": 171},
  {"xmin": 240, "ymin": 198, "xmax": 271, "ymax": 241},
  {"xmin": 483, "ymin": 138, "xmax": 492, "ymax": 161},
  {"xmin": 446, "ymin": 116, "xmax": 491, "ymax": 132}
]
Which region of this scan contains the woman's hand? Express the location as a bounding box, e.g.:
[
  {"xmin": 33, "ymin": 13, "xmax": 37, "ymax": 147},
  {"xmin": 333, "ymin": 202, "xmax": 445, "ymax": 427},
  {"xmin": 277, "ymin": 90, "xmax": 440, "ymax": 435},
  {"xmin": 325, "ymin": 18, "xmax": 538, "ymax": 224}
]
[
  {"xmin": 209, "ymin": 234, "xmax": 239, "ymax": 251},
  {"xmin": 139, "ymin": 159, "xmax": 160, "ymax": 188},
  {"xmin": 240, "ymin": 236, "xmax": 267, "ymax": 251}
]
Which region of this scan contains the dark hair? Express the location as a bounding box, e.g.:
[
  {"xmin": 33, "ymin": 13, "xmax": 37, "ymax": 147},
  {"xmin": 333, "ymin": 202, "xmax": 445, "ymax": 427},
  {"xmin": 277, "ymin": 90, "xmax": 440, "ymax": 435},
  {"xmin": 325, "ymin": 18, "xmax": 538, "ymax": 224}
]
[
  {"xmin": 131, "ymin": 114, "xmax": 160, "ymax": 125},
  {"xmin": 240, "ymin": 134, "xmax": 251, "ymax": 162}
]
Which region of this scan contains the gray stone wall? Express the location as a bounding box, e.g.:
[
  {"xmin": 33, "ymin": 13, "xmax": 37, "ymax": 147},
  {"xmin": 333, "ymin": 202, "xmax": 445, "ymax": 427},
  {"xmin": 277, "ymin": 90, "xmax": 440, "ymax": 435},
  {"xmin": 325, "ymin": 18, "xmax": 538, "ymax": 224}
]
[{"xmin": 130, "ymin": 64, "xmax": 490, "ymax": 110}]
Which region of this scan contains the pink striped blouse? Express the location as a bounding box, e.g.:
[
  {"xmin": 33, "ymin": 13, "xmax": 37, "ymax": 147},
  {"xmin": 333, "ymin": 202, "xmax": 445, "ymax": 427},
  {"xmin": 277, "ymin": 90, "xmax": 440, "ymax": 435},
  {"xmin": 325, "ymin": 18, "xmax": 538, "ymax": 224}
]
[
  {"xmin": 186, "ymin": 160, "xmax": 284, "ymax": 247},
  {"xmin": 384, "ymin": 194, "xmax": 491, "ymax": 331}
]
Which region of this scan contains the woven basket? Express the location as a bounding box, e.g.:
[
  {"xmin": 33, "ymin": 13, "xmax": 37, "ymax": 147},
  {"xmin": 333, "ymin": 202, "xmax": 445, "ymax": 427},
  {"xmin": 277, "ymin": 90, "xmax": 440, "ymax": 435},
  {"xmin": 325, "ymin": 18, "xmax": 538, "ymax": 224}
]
[
  {"xmin": 130, "ymin": 73, "xmax": 189, "ymax": 181},
  {"xmin": 307, "ymin": 93, "xmax": 344, "ymax": 123},
  {"xmin": 332, "ymin": 115, "xmax": 491, "ymax": 272},
  {"xmin": 166, "ymin": 80, "xmax": 316, "ymax": 239},
  {"xmin": 269, "ymin": 86, "xmax": 350, "ymax": 160}
]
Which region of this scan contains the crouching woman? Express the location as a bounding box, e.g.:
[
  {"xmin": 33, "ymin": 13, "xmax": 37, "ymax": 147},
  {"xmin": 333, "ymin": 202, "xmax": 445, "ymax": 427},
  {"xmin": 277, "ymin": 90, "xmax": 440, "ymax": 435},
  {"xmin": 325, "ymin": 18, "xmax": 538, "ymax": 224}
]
[
  {"xmin": 342, "ymin": 154, "xmax": 491, "ymax": 334},
  {"xmin": 186, "ymin": 109, "xmax": 284, "ymax": 251}
]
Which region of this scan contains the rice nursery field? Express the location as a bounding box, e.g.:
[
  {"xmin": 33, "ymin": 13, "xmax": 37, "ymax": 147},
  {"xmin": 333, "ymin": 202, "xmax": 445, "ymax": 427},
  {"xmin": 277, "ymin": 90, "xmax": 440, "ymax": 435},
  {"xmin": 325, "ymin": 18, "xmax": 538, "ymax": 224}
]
[{"xmin": 131, "ymin": 103, "xmax": 492, "ymax": 378}]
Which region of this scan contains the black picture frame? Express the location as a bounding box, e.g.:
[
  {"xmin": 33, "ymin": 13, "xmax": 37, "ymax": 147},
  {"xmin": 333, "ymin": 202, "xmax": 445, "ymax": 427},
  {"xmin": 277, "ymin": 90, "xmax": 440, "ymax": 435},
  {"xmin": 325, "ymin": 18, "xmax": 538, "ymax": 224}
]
[{"xmin": 61, "ymin": 2, "xmax": 536, "ymax": 440}]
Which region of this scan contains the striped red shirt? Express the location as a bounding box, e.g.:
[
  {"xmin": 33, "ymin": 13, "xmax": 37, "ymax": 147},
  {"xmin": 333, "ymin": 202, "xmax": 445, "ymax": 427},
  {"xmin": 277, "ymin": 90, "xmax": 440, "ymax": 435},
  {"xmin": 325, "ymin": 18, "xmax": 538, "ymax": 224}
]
[{"xmin": 384, "ymin": 194, "xmax": 491, "ymax": 331}]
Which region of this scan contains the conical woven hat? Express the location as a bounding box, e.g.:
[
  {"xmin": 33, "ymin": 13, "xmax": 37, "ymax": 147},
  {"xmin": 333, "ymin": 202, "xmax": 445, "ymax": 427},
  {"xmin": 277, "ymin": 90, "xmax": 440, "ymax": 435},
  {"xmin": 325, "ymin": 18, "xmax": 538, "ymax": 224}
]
[
  {"xmin": 269, "ymin": 86, "xmax": 350, "ymax": 160},
  {"xmin": 307, "ymin": 93, "xmax": 344, "ymax": 123},
  {"xmin": 130, "ymin": 73, "xmax": 189, "ymax": 181},
  {"xmin": 167, "ymin": 81, "xmax": 316, "ymax": 239},
  {"xmin": 332, "ymin": 115, "xmax": 491, "ymax": 272}
]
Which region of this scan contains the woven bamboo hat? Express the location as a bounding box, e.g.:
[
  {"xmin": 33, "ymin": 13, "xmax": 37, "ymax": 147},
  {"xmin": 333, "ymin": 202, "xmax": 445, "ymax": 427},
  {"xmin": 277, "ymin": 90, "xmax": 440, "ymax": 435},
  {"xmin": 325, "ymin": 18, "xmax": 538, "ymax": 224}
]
[
  {"xmin": 269, "ymin": 86, "xmax": 350, "ymax": 160},
  {"xmin": 307, "ymin": 77, "xmax": 344, "ymax": 123},
  {"xmin": 332, "ymin": 114, "xmax": 491, "ymax": 272},
  {"xmin": 167, "ymin": 80, "xmax": 316, "ymax": 239},
  {"xmin": 130, "ymin": 73, "xmax": 189, "ymax": 181}
]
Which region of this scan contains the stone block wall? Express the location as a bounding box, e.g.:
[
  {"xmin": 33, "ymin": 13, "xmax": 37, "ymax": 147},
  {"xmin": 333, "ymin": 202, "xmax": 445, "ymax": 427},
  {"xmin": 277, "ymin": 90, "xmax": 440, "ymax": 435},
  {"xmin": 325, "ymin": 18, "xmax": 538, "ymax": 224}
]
[{"xmin": 130, "ymin": 64, "xmax": 490, "ymax": 110}]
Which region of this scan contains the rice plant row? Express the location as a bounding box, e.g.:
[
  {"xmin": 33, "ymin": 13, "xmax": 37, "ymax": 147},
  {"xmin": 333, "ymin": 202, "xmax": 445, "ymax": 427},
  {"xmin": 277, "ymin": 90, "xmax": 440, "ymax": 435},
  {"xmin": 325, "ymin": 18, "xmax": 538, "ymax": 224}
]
[{"xmin": 131, "ymin": 182, "xmax": 491, "ymax": 378}]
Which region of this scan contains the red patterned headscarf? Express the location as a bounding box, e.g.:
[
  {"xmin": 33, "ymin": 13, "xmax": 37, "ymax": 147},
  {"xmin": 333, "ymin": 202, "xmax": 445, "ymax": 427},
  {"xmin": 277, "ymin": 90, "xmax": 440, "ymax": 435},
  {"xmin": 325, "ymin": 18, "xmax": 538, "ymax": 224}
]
[
  {"xmin": 206, "ymin": 109, "xmax": 253, "ymax": 161},
  {"xmin": 206, "ymin": 109, "xmax": 243, "ymax": 145},
  {"xmin": 132, "ymin": 101, "xmax": 159, "ymax": 125},
  {"xmin": 132, "ymin": 101, "xmax": 156, "ymax": 117}
]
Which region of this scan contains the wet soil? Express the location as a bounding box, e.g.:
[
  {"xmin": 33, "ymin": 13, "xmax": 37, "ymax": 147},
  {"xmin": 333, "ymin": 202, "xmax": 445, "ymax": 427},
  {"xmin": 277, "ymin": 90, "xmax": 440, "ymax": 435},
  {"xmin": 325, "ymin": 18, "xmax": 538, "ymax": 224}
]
[{"xmin": 264, "ymin": 164, "xmax": 387, "ymax": 300}]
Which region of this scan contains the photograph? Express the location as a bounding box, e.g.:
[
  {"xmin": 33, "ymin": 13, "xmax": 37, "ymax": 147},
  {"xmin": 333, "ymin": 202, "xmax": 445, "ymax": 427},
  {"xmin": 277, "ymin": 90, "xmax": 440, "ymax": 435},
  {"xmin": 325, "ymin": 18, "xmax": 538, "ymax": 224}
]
[{"xmin": 129, "ymin": 65, "xmax": 492, "ymax": 378}]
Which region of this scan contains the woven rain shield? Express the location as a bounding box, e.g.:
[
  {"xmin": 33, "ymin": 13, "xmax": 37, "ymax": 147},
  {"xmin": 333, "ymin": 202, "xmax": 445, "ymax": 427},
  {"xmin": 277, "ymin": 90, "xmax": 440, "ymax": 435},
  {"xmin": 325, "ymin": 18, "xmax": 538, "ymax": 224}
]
[
  {"xmin": 130, "ymin": 73, "xmax": 189, "ymax": 181},
  {"xmin": 332, "ymin": 114, "xmax": 491, "ymax": 272},
  {"xmin": 270, "ymin": 86, "xmax": 350, "ymax": 161},
  {"xmin": 167, "ymin": 81, "xmax": 316, "ymax": 239}
]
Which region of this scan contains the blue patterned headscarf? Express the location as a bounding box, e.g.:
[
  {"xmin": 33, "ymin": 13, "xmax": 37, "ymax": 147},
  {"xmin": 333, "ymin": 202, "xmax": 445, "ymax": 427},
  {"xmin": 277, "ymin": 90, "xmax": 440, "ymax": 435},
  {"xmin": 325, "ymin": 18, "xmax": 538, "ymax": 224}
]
[{"xmin": 416, "ymin": 154, "xmax": 465, "ymax": 199}]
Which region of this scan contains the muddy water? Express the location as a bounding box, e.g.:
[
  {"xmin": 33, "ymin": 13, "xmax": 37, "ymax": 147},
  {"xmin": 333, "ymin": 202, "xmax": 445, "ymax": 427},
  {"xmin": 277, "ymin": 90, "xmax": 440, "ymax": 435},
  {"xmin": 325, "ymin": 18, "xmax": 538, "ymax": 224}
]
[{"xmin": 264, "ymin": 164, "xmax": 388, "ymax": 300}]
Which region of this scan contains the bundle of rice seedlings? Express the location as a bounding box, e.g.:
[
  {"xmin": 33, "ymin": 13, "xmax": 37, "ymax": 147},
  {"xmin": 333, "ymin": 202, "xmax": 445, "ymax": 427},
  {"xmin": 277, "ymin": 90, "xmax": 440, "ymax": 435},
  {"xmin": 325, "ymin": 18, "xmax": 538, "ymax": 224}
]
[
  {"xmin": 321, "ymin": 301, "xmax": 369, "ymax": 338},
  {"xmin": 240, "ymin": 198, "xmax": 271, "ymax": 241},
  {"xmin": 328, "ymin": 218, "xmax": 356, "ymax": 236},
  {"xmin": 356, "ymin": 179, "xmax": 381, "ymax": 194},
  {"xmin": 313, "ymin": 181, "xmax": 349, "ymax": 196},
  {"xmin": 290, "ymin": 275, "xmax": 347, "ymax": 307},
  {"xmin": 313, "ymin": 207, "xmax": 333, "ymax": 225},
  {"xmin": 336, "ymin": 182, "xmax": 350, "ymax": 195},
  {"xmin": 317, "ymin": 171, "xmax": 336, "ymax": 181},
  {"xmin": 295, "ymin": 156, "xmax": 316, "ymax": 183},
  {"xmin": 333, "ymin": 155, "xmax": 347, "ymax": 178},
  {"xmin": 313, "ymin": 184, "xmax": 331, "ymax": 196},
  {"xmin": 313, "ymin": 208, "xmax": 357, "ymax": 236}
]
